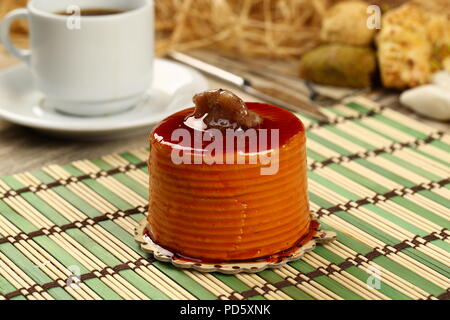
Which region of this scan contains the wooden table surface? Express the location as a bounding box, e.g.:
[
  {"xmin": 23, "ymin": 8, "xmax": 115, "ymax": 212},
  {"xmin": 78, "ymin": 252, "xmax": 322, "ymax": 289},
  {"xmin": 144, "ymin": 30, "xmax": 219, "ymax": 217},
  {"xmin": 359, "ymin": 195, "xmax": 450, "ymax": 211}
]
[{"xmin": 0, "ymin": 46, "xmax": 449, "ymax": 176}]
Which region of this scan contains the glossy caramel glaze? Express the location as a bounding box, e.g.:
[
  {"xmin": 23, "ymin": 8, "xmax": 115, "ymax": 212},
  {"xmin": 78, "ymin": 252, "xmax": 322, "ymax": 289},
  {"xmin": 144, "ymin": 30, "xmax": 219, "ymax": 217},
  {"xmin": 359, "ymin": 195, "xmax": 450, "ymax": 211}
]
[{"xmin": 148, "ymin": 103, "xmax": 312, "ymax": 262}]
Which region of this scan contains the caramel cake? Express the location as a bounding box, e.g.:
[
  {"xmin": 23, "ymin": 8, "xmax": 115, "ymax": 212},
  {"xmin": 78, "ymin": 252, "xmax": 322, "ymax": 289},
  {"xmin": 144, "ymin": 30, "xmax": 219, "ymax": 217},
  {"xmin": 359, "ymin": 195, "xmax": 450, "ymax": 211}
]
[{"xmin": 147, "ymin": 89, "xmax": 316, "ymax": 262}]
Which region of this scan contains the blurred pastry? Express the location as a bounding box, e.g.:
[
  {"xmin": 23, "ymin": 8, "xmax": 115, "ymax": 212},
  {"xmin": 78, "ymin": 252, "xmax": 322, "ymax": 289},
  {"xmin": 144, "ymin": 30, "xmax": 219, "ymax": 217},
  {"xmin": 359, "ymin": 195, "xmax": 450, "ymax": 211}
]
[
  {"xmin": 376, "ymin": 4, "xmax": 432, "ymax": 89},
  {"xmin": 320, "ymin": 0, "xmax": 376, "ymax": 46},
  {"xmin": 425, "ymin": 12, "xmax": 450, "ymax": 72},
  {"xmin": 299, "ymin": 44, "xmax": 376, "ymax": 88}
]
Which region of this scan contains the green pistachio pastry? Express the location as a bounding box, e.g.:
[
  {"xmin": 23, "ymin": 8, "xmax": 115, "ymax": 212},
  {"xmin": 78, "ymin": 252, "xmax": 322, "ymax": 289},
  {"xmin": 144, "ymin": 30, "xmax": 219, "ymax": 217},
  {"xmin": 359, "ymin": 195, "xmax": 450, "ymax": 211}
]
[{"xmin": 299, "ymin": 44, "xmax": 377, "ymax": 88}]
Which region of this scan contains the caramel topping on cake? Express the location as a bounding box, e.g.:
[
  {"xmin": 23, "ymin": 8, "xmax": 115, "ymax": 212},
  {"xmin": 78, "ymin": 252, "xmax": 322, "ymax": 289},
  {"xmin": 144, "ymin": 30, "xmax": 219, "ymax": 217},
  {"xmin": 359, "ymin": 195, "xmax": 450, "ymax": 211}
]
[{"xmin": 186, "ymin": 89, "xmax": 263, "ymax": 130}]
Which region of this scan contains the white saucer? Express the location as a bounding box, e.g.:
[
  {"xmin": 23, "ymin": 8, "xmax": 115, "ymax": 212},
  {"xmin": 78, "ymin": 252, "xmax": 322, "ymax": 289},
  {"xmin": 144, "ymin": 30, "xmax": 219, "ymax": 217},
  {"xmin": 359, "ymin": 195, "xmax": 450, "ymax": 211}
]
[{"xmin": 0, "ymin": 59, "xmax": 209, "ymax": 139}]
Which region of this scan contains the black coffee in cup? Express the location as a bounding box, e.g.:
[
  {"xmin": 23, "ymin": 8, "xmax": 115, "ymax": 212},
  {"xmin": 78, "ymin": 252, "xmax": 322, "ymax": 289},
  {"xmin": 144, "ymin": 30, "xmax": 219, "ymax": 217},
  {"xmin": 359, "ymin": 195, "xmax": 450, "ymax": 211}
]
[
  {"xmin": 1, "ymin": 0, "xmax": 153, "ymax": 117},
  {"xmin": 55, "ymin": 8, "xmax": 124, "ymax": 16}
]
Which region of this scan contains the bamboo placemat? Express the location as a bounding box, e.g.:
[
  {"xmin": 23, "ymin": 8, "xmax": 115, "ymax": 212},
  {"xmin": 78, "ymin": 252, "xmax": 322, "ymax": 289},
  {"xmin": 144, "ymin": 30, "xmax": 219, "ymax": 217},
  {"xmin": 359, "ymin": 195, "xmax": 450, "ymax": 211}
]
[{"xmin": 0, "ymin": 96, "xmax": 449, "ymax": 300}]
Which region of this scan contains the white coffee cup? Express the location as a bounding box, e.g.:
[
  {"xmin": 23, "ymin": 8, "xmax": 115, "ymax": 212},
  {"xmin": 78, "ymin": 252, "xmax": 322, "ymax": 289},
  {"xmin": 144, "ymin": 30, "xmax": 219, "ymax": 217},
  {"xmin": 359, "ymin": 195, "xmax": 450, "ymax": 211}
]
[{"xmin": 0, "ymin": 0, "xmax": 154, "ymax": 116}]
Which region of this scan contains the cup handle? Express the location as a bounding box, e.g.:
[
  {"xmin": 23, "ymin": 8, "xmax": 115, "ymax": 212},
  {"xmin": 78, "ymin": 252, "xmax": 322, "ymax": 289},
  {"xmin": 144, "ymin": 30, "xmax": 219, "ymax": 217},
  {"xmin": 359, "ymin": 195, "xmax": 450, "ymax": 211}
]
[{"xmin": 0, "ymin": 8, "xmax": 31, "ymax": 64}]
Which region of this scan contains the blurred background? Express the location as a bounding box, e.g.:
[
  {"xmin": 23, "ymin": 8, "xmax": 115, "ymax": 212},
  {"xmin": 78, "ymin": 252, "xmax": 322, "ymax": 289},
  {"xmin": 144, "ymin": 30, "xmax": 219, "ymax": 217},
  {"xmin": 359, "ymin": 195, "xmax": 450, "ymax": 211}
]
[{"xmin": 1, "ymin": 0, "xmax": 449, "ymax": 63}]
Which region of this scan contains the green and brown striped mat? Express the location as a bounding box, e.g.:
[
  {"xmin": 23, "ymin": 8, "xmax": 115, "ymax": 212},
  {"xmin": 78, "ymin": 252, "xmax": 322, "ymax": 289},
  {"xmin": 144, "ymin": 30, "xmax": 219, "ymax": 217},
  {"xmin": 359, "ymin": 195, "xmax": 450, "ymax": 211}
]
[{"xmin": 0, "ymin": 96, "xmax": 449, "ymax": 300}]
